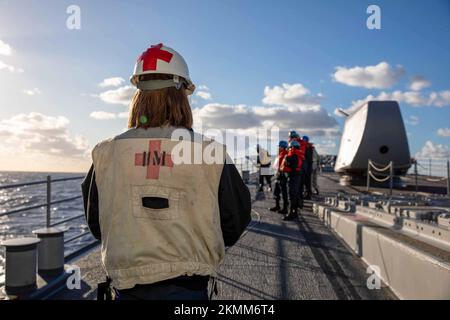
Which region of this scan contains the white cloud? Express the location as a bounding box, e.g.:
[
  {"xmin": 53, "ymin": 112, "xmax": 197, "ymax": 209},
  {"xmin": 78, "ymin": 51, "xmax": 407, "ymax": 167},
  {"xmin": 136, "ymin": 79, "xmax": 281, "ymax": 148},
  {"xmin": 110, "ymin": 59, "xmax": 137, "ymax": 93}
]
[
  {"xmin": 90, "ymin": 111, "xmax": 117, "ymax": 120},
  {"xmin": 98, "ymin": 77, "xmax": 125, "ymax": 88},
  {"xmin": 90, "ymin": 111, "xmax": 129, "ymax": 120},
  {"xmin": 189, "ymin": 82, "xmax": 338, "ymax": 137},
  {"xmin": 0, "ymin": 60, "xmax": 15, "ymax": 72},
  {"xmin": 388, "ymin": 91, "xmax": 429, "ymax": 106},
  {"xmin": 193, "ymin": 104, "xmax": 261, "ymax": 129},
  {"xmin": 98, "ymin": 85, "xmax": 136, "ymax": 106},
  {"xmin": 197, "ymin": 85, "xmax": 209, "ymax": 91},
  {"xmin": 193, "ymin": 103, "xmax": 339, "ymax": 137},
  {"xmin": 314, "ymin": 140, "xmax": 337, "ymax": 155},
  {"xmin": 262, "ymin": 83, "xmax": 323, "ymax": 111},
  {"xmin": 0, "ymin": 112, "xmax": 89, "ymax": 158},
  {"xmin": 405, "ymin": 115, "xmax": 419, "ymax": 126},
  {"xmin": 0, "ymin": 40, "xmax": 23, "ymax": 73},
  {"xmin": 0, "ymin": 60, "xmax": 23, "ymax": 73},
  {"xmin": 409, "ymin": 75, "xmax": 431, "ymax": 91},
  {"xmin": 196, "ymin": 91, "xmax": 212, "ymax": 100},
  {"xmin": 0, "ymin": 39, "xmax": 13, "ymax": 56},
  {"xmin": 195, "ymin": 85, "xmax": 212, "ymax": 100},
  {"xmin": 415, "ymin": 140, "xmax": 450, "ymax": 159},
  {"xmin": 437, "ymin": 128, "xmax": 450, "ymax": 138},
  {"xmin": 191, "ymin": 83, "xmax": 338, "ymax": 137},
  {"xmin": 428, "ymin": 90, "xmax": 450, "ymax": 107},
  {"xmin": 332, "ymin": 61, "xmax": 404, "ymax": 89},
  {"xmin": 336, "ymin": 90, "xmax": 450, "ymax": 116},
  {"xmin": 23, "ymin": 88, "xmax": 42, "ymax": 96}
]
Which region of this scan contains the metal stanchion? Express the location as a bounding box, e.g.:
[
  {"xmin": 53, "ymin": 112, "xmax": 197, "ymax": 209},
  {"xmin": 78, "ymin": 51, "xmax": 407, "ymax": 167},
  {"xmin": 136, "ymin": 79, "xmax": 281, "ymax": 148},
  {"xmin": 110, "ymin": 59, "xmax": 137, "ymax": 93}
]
[
  {"xmin": 429, "ymin": 158, "xmax": 432, "ymax": 177},
  {"xmin": 46, "ymin": 175, "xmax": 51, "ymax": 228},
  {"xmin": 414, "ymin": 160, "xmax": 418, "ymax": 196},
  {"xmin": 389, "ymin": 161, "xmax": 394, "ymax": 196}
]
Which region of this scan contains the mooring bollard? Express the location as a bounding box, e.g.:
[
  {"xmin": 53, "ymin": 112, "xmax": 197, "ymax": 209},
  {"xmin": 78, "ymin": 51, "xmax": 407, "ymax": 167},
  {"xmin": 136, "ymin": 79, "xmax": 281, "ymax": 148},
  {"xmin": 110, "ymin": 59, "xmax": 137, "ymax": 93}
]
[
  {"xmin": 0, "ymin": 237, "xmax": 41, "ymax": 295},
  {"xmin": 32, "ymin": 227, "xmax": 65, "ymax": 276}
]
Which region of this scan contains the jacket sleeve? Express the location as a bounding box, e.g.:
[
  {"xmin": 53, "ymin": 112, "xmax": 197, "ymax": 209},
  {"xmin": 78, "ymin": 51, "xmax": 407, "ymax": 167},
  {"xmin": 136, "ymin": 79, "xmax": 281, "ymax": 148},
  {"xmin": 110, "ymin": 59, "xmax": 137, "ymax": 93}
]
[
  {"xmin": 218, "ymin": 163, "xmax": 252, "ymax": 246},
  {"xmin": 81, "ymin": 164, "xmax": 101, "ymax": 240}
]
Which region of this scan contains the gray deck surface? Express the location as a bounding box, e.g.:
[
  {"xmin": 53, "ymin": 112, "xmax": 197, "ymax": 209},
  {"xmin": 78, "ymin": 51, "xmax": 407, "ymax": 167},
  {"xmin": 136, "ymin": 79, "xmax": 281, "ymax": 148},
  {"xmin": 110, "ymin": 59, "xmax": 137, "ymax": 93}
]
[
  {"xmin": 51, "ymin": 174, "xmax": 397, "ymax": 300},
  {"xmin": 214, "ymin": 191, "xmax": 394, "ymax": 300}
]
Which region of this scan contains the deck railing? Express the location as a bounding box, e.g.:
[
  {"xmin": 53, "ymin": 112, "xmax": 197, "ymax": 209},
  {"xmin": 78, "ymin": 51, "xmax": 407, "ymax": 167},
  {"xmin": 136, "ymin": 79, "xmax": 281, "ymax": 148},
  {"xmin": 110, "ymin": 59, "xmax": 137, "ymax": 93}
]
[
  {"xmin": 412, "ymin": 158, "xmax": 450, "ymax": 179},
  {"xmin": 0, "ymin": 175, "xmax": 96, "ymax": 254},
  {"xmin": 366, "ymin": 158, "xmax": 450, "ymax": 196}
]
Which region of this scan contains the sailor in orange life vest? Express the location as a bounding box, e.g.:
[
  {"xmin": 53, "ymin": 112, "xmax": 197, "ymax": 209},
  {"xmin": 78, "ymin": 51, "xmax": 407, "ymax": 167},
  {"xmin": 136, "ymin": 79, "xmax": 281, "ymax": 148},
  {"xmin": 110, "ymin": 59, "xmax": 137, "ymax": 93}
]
[
  {"xmin": 288, "ymin": 131, "xmax": 305, "ymax": 159},
  {"xmin": 269, "ymin": 140, "xmax": 289, "ymax": 215},
  {"xmin": 81, "ymin": 43, "xmax": 252, "ymax": 300},
  {"xmin": 281, "ymin": 140, "xmax": 303, "ymax": 221},
  {"xmin": 288, "ymin": 131, "xmax": 305, "ymax": 209}
]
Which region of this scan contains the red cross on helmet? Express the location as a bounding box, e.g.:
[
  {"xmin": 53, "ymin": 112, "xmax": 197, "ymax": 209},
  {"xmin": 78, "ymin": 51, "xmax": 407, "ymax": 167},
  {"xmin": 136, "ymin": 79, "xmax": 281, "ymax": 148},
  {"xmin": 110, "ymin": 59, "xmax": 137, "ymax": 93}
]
[{"xmin": 130, "ymin": 43, "xmax": 195, "ymax": 95}]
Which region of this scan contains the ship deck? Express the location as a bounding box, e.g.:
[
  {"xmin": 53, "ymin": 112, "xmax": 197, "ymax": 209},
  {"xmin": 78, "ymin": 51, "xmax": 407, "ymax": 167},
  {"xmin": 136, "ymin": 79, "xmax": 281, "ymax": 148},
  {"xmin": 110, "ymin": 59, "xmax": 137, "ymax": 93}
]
[{"xmin": 49, "ymin": 172, "xmax": 406, "ymax": 300}]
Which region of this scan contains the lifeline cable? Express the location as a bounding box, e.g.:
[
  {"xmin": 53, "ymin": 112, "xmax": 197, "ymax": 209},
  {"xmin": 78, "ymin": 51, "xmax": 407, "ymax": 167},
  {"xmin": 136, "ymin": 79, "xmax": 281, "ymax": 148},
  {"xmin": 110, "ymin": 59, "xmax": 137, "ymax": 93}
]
[
  {"xmin": 368, "ymin": 171, "xmax": 391, "ymax": 183},
  {"xmin": 368, "ymin": 160, "xmax": 392, "ymax": 172}
]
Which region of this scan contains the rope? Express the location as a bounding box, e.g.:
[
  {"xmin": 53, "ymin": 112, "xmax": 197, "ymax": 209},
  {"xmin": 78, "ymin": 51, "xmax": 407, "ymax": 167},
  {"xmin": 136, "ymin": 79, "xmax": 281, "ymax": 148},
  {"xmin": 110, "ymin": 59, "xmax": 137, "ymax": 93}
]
[
  {"xmin": 369, "ymin": 170, "xmax": 391, "ymax": 182},
  {"xmin": 368, "ymin": 160, "xmax": 392, "ymax": 172}
]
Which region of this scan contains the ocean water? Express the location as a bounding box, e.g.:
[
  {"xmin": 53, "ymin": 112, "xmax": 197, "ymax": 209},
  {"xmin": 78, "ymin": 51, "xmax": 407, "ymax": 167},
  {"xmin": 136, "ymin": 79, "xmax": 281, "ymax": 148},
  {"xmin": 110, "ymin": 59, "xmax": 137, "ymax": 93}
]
[{"xmin": 0, "ymin": 171, "xmax": 95, "ymax": 285}]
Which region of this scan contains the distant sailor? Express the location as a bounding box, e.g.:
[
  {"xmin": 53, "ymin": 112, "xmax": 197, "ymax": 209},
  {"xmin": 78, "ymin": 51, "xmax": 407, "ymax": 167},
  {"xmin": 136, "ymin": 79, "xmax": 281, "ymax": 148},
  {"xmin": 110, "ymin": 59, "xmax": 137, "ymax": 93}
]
[
  {"xmin": 256, "ymin": 144, "xmax": 272, "ymax": 192},
  {"xmin": 269, "ymin": 140, "xmax": 289, "ymax": 215},
  {"xmin": 81, "ymin": 43, "xmax": 251, "ymax": 300},
  {"xmin": 288, "ymin": 130, "xmax": 305, "ymax": 209},
  {"xmin": 282, "ymin": 140, "xmax": 303, "ymax": 221},
  {"xmin": 301, "ymin": 136, "xmax": 314, "ymax": 200}
]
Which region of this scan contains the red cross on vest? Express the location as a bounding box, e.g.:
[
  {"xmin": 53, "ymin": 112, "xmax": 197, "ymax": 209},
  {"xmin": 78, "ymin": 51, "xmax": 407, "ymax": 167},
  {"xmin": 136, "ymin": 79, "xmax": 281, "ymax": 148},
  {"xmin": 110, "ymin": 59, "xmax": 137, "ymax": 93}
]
[
  {"xmin": 134, "ymin": 140, "xmax": 174, "ymax": 179},
  {"xmin": 138, "ymin": 43, "xmax": 173, "ymax": 71}
]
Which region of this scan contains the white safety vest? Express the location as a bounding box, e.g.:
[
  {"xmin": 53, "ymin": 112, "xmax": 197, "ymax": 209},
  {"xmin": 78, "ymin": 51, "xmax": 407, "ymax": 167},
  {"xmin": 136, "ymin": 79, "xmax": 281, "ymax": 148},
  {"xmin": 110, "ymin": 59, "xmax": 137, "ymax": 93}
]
[
  {"xmin": 92, "ymin": 127, "xmax": 226, "ymax": 290},
  {"xmin": 258, "ymin": 148, "xmax": 271, "ymax": 166}
]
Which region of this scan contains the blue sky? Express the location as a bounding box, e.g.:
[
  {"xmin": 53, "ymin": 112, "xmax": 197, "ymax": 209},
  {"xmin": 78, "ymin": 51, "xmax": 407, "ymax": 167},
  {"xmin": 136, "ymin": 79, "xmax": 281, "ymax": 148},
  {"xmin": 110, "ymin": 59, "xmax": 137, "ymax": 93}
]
[{"xmin": 0, "ymin": 0, "xmax": 449, "ymax": 172}]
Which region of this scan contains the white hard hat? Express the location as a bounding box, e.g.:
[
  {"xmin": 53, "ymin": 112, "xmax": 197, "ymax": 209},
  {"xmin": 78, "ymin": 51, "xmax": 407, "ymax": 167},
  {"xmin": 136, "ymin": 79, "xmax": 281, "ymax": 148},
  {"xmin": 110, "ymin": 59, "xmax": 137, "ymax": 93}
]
[{"xmin": 130, "ymin": 43, "xmax": 195, "ymax": 95}]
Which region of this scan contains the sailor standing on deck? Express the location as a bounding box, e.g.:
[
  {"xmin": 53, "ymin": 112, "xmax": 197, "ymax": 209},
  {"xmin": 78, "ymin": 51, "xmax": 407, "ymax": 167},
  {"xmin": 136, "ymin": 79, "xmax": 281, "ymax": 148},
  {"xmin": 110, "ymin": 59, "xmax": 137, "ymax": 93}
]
[
  {"xmin": 269, "ymin": 140, "xmax": 289, "ymax": 215},
  {"xmin": 81, "ymin": 43, "xmax": 251, "ymax": 300},
  {"xmin": 301, "ymin": 136, "xmax": 314, "ymax": 200},
  {"xmin": 256, "ymin": 144, "xmax": 272, "ymax": 192},
  {"xmin": 288, "ymin": 131, "xmax": 305, "ymax": 209},
  {"xmin": 282, "ymin": 140, "xmax": 303, "ymax": 221}
]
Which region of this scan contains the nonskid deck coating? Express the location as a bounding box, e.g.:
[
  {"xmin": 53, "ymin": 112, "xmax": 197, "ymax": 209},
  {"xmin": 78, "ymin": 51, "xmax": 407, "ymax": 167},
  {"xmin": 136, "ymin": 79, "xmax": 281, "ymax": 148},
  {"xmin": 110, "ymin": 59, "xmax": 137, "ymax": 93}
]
[{"xmin": 50, "ymin": 177, "xmax": 396, "ymax": 300}]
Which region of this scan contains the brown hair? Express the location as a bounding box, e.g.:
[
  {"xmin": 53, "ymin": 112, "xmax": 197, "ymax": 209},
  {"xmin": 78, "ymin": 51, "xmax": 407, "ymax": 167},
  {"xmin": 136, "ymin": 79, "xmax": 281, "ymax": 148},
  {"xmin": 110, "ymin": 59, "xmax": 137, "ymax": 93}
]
[{"xmin": 128, "ymin": 73, "xmax": 193, "ymax": 129}]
